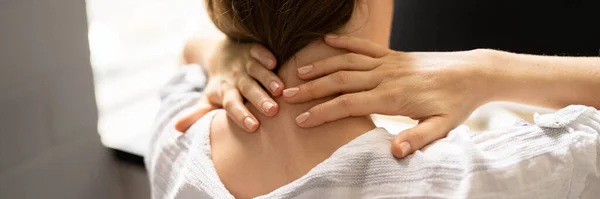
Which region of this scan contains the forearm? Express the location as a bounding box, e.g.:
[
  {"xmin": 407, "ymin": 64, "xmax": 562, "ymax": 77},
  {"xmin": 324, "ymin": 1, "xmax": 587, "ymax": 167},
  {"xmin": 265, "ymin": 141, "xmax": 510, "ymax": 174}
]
[{"xmin": 484, "ymin": 49, "xmax": 600, "ymax": 109}]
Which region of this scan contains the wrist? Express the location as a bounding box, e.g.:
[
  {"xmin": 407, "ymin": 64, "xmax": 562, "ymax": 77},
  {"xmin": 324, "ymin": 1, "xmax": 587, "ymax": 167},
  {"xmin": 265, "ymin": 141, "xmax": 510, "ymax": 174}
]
[
  {"xmin": 468, "ymin": 49, "xmax": 508, "ymax": 105},
  {"xmin": 475, "ymin": 49, "xmax": 541, "ymax": 105}
]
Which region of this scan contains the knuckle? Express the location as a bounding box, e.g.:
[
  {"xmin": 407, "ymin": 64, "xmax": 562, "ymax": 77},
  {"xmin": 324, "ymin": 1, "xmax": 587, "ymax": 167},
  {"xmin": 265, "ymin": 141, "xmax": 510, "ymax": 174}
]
[
  {"xmin": 223, "ymin": 100, "xmax": 236, "ymax": 111},
  {"xmin": 345, "ymin": 53, "xmax": 358, "ymax": 65},
  {"xmin": 246, "ymin": 62, "xmax": 261, "ymax": 73},
  {"xmin": 205, "ymin": 88, "xmax": 219, "ymax": 98},
  {"xmin": 394, "ymin": 51, "xmax": 410, "ymax": 60},
  {"xmin": 304, "ymin": 81, "xmax": 320, "ymax": 99},
  {"xmin": 231, "ymin": 68, "xmax": 243, "ymax": 79},
  {"xmin": 381, "ymin": 91, "xmax": 397, "ymax": 105},
  {"xmin": 244, "ymin": 61, "xmax": 254, "ymax": 71},
  {"xmin": 339, "ymin": 95, "xmax": 356, "ymax": 109},
  {"xmin": 332, "ymin": 71, "xmax": 350, "ymax": 84},
  {"xmin": 237, "ymin": 77, "xmax": 253, "ymax": 93},
  {"xmin": 385, "ymin": 69, "xmax": 404, "ymax": 79},
  {"xmin": 310, "ymin": 105, "xmax": 324, "ymax": 116},
  {"xmin": 309, "ymin": 105, "xmax": 329, "ymax": 122},
  {"xmin": 407, "ymin": 130, "xmax": 427, "ymax": 145}
]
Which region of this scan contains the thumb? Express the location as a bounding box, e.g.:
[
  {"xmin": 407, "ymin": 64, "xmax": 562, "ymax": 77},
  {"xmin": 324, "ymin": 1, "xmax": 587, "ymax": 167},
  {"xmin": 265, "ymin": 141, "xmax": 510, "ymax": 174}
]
[
  {"xmin": 391, "ymin": 116, "xmax": 453, "ymax": 159},
  {"xmin": 175, "ymin": 98, "xmax": 217, "ymax": 133}
]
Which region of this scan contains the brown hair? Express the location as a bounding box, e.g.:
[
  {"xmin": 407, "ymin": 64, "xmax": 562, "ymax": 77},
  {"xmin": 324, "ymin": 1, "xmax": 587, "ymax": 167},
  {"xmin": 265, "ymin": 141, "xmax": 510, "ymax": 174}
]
[{"xmin": 205, "ymin": 0, "xmax": 356, "ymax": 69}]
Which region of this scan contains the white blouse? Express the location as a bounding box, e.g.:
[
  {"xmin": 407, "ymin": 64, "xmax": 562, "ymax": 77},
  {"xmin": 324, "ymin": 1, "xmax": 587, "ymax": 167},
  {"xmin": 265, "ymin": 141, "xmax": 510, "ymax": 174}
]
[{"xmin": 145, "ymin": 66, "xmax": 600, "ymax": 199}]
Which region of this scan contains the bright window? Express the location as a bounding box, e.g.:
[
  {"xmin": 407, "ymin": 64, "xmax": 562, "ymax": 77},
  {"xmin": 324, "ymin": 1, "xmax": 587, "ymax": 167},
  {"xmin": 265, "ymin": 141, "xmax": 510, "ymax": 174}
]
[{"xmin": 86, "ymin": 0, "xmax": 209, "ymax": 155}]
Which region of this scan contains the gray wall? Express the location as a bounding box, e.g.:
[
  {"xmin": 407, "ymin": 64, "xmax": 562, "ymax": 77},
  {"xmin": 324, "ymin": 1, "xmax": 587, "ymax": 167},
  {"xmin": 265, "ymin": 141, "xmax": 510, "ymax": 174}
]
[{"xmin": 0, "ymin": 0, "xmax": 148, "ymax": 198}]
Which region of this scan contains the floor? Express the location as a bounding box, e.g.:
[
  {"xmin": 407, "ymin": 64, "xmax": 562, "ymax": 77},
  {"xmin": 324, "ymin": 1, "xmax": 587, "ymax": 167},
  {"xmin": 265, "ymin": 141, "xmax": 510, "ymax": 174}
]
[{"xmin": 113, "ymin": 150, "xmax": 152, "ymax": 199}]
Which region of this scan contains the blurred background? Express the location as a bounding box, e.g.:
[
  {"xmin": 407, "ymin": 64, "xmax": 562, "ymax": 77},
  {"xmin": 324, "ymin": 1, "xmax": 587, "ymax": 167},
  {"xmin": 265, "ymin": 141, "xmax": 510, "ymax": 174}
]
[
  {"xmin": 0, "ymin": 0, "xmax": 209, "ymax": 198},
  {"xmin": 88, "ymin": 0, "xmax": 205, "ymax": 159},
  {"xmin": 0, "ymin": 0, "xmax": 597, "ymax": 198}
]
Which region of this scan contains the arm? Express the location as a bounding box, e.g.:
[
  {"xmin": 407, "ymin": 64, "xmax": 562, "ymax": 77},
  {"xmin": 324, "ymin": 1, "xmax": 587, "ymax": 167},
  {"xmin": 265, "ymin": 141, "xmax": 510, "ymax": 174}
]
[
  {"xmin": 282, "ymin": 35, "xmax": 600, "ymax": 158},
  {"xmin": 484, "ymin": 50, "xmax": 600, "ymax": 109}
]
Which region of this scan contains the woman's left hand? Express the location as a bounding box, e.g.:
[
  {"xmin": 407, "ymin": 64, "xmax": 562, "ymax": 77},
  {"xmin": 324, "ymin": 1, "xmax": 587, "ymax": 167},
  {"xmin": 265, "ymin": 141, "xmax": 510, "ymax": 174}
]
[
  {"xmin": 176, "ymin": 38, "xmax": 283, "ymax": 133},
  {"xmin": 284, "ymin": 35, "xmax": 494, "ymax": 158}
]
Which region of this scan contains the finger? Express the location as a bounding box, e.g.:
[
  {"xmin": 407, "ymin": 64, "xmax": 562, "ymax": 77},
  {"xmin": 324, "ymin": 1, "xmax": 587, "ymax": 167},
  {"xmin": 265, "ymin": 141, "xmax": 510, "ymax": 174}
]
[
  {"xmin": 237, "ymin": 75, "xmax": 279, "ymax": 117},
  {"xmin": 295, "ymin": 91, "xmax": 381, "ymax": 128},
  {"xmin": 283, "ymin": 71, "xmax": 379, "ymax": 103},
  {"xmin": 175, "ymin": 100, "xmax": 217, "ymax": 133},
  {"xmin": 205, "ymin": 79, "xmax": 224, "ymax": 107},
  {"xmin": 246, "ymin": 62, "xmax": 285, "ymax": 96},
  {"xmin": 324, "ymin": 34, "xmax": 391, "ymax": 58},
  {"xmin": 391, "ymin": 116, "xmax": 453, "ymax": 159},
  {"xmin": 298, "ymin": 53, "xmax": 379, "ymax": 80},
  {"xmin": 250, "ymin": 44, "xmax": 277, "ymax": 69},
  {"xmin": 222, "ymin": 83, "xmax": 260, "ymax": 132}
]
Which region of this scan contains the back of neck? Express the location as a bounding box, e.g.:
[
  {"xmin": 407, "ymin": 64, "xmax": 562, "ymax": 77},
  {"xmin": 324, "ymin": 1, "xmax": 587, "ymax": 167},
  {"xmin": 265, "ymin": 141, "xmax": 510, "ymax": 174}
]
[
  {"xmin": 210, "ymin": 40, "xmax": 375, "ymax": 198},
  {"xmin": 253, "ymin": 39, "xmax": 376, "ymax": 154}
]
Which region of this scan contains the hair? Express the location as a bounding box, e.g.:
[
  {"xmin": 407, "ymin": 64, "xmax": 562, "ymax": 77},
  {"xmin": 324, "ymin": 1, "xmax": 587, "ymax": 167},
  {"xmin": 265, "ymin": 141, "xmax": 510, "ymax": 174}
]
[{"xmin": 205, "ymin": 0, "xmax": 357, "ymax": 69}]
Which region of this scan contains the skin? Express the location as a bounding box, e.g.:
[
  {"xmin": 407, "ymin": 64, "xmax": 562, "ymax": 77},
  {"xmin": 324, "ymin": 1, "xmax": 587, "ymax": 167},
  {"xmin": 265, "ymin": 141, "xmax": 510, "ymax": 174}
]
[
  {"xmin": 209, "ymin": 42, "xmax": 377, "ymax": 198},
  {"xmin": 178, "ymin": 0, "xmax": 393, "ymax": 133},
  {"xmin": 180, "ymin": 0, "xmax": 600, "ymax": 161},
  {"xmin": 284, "ymin": 35, "xmax": 600, "ymax": 158},
  {"xmin": 180, "ymin": 1, "xmax": 394, "ymax": 198},
  {"xmin": 181, "ymin": 34, "xmax": 283, "ymax": 132}
]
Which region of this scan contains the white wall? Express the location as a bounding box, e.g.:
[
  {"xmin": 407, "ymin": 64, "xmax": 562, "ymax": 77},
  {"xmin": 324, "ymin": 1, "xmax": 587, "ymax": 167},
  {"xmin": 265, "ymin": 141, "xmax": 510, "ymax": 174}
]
[{"xmin": 0, "ymin": 0, "xmax": 145, "ymax": 198}]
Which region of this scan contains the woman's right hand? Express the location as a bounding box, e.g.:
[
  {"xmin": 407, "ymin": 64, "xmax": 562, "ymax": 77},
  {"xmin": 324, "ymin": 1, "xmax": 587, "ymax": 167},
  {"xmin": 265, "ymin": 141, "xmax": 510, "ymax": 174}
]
[
  {"xmin": 284, "ymin": 35, "xmax": 494, "ymax": 158},
  {"xmin": 176, "ymin": 38, "xmax": 283, "ymax": 133}
]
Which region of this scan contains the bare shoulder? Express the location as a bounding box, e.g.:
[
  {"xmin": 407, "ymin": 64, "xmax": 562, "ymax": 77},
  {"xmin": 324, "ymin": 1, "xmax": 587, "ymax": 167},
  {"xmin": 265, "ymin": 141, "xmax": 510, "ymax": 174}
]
[{"xmin": 209, "ymin": 111, "xmax": 271, "ymax": 198}]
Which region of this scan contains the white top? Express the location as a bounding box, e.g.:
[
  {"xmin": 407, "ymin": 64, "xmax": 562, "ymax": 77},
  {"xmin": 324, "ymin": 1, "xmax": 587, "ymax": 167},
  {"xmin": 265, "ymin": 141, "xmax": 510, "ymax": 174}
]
[{"xmin": 145, "ymin": 66, "xmax": 600, "ymax": 199}]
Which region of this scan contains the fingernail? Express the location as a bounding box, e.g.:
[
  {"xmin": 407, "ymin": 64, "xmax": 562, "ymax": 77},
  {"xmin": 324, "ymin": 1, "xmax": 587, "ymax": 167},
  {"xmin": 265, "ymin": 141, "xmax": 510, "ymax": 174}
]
[
  {"xmin": 283, "ymin": 87, "xmax": 299, "ymax": 97},
  {"xmin": 269, "ymin": 81, "xmax": 280, "ymax": 92},
  {"xmin": 399, "ymin": 142, "xmax": 412, "ymax": 158},
  {"xmin": 244, "ymin": 117, "xmax": 257, "ymax": 130},
  {"xmin": 262, "ymin": 101, "xmax": 274, "ymax": 113},
  {"xmin": 297, "ymin": 64, "xmax": 313, "ymax": 75},
  {"xmin": 296, "ymin": 112, "xmax": 310, "ymax": 124},
  {"xmin": 325, "ymin": 34, "xmax": 339, "ymax": 38}
]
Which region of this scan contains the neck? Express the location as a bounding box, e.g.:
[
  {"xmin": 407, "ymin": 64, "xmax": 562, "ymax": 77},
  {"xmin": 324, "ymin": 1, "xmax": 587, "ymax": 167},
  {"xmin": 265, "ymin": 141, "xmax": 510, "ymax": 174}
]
[
  {"xmin": 209, "ymin": 2, "xmax": 384, "ymax": 196},
  {"xmin": 245, "ymin": 39, "xmax": 376, "ymax": 159},
  {"xmin": 260, "ymin": 40, "xmax": 375, "ymax": 127},
  {"xmin": 210, "ymin": 40, "xmax": 375, "ymax": 198}
]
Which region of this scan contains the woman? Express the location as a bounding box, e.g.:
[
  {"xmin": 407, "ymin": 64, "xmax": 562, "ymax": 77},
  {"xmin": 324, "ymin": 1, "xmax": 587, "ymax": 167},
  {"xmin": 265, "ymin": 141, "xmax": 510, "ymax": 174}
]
[
  {"xmin": 179, "ymin": 3, "xmax": 600, "ymax": 159},
  {"xmin": 146, "ymin": 0, "xmax": 600, "ymax": 198}
]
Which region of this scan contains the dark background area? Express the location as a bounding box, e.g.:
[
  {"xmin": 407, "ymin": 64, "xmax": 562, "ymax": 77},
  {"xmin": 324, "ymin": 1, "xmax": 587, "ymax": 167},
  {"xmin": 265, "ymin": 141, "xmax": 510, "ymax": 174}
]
[{"xmin": 390, "ymin": 0, "xmax": 600, "ymax": 56}]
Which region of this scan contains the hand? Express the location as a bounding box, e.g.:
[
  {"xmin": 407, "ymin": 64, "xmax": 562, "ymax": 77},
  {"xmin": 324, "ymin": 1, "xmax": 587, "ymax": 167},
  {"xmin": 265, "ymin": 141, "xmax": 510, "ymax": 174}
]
[
  {"xmin": 284, "ymin": 35, "xmax": 492, "ymax": 158},
  {"xmin": 176, "ymin": 39, "xmax": 283, "ymax": 132},
  {"xmin": 175, "ymin": 96, "xmax": 218, "ymax": 132}
]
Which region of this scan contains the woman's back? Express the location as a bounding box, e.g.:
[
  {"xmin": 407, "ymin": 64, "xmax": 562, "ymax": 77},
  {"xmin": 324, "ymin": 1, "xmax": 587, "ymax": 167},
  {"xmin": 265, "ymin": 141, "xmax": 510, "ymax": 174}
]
[
  {"xmin": 205, "ymin": 0, "xmax": 384, "ymax": 197},
  {"xmin": 209, "ymin": 41, "xmax": 377, "ymax": 197},
  {"xmin": 146, "ymin": 0, "xmax": 600, "ymax": 198},
  {"xmin": 146, "ymin": 78, "xmax": 600, "ymax": 198}
]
